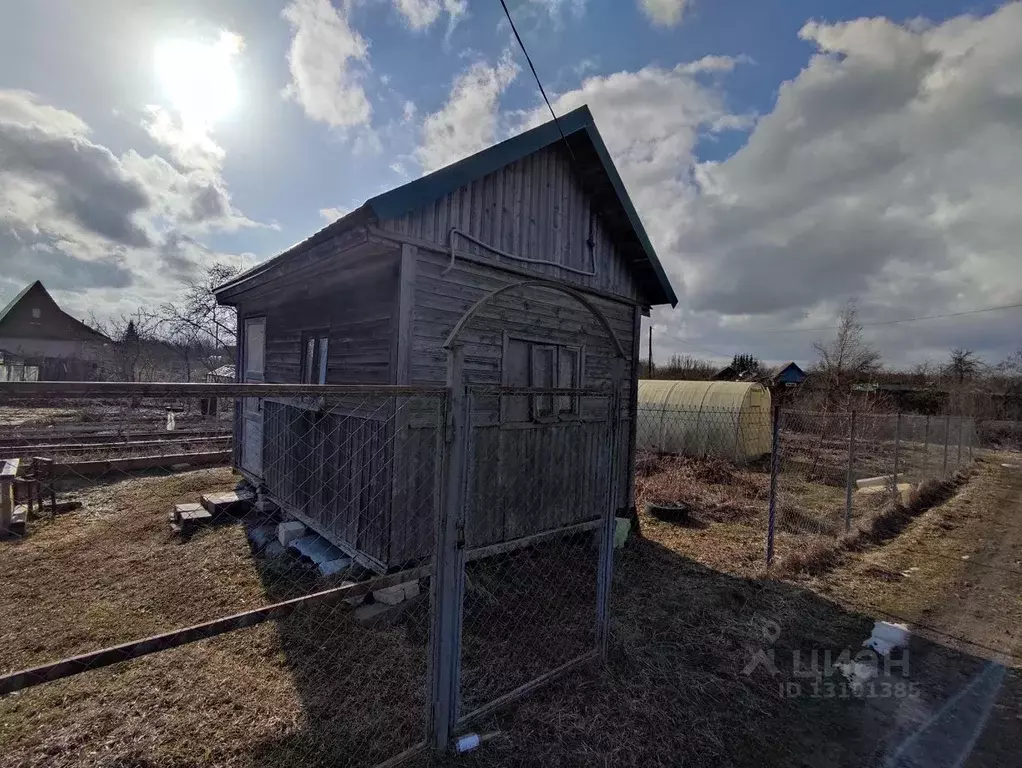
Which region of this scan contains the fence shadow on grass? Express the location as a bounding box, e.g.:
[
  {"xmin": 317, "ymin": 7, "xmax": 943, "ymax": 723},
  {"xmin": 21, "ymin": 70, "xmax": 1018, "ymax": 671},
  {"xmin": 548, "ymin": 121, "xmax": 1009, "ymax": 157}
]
[{"xmin": 426, "ymin": 536, "xmax": 1019, "ymax": 768}]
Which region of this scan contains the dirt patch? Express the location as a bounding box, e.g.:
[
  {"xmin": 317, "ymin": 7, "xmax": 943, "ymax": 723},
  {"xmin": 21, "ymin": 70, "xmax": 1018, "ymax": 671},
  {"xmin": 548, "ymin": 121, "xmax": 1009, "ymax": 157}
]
[{"xmin": 798, "ymin": 459, "xmax": 1022, "ymax": 766}]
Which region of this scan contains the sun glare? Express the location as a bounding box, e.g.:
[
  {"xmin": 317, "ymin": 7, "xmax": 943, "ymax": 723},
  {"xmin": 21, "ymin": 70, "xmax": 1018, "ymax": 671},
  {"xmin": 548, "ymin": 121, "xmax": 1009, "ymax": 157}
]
[{"xmin": 154, "ymin": 30, "xmax": 242, "ymax": 131}]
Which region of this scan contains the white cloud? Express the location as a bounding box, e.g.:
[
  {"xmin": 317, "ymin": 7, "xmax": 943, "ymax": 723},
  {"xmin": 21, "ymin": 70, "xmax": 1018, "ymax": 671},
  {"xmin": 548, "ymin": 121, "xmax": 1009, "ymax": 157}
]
[
  {"xmin": 0, "ymin": 89, "xmax": 89, "ymax": 135},
  {"xmin": 531, "ymin": 0, "xmax": 587, "ymax": 21},
  {"xmin": 416, "ymin": 53, "xmax": 519, "ymax": 172},
  {"xmin": 511, "ymin": 5, "xmax": 1022, "ymax": 366},
  {"xmin": 391, "ymin": 0, "xmax": 467, "ymax": 31},
  {"xmin": 0, "ymin": 90, "xmax": 259, "ymax": 312},
  {"xmin": 573, "ymin": 58, "xmax": 599, "ymax": 77},
  {"xmin": 282, "ymin": 0, "xmax": 372, "ymax": 130},
  {"xmin": 402, "ymin": 100, "xmax": 417, "ymax": 122},
  {"xmin": 639, "ymin": 0, "xmax": 689, "ymax": 27},
  {"xmin": 142, "ymin": 106, "xmax": 225, "ymax": 175},
  {"xmin": 319, "ymin": 206, "xmax": 351, "ymax": 222},
  {"xmin": 516, "ymin": 57, "xmax": 752, "ymax": 274}
]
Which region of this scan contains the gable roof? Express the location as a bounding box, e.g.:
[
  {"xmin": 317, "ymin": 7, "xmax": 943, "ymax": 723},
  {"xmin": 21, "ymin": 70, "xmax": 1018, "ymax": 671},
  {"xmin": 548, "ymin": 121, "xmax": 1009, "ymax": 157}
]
[
  {"xmin": 217, "ymin": 105, "xmax": 677, "ymax": 306},
  {"xmin": 0, "ymin": 281, "xmax": 110, "ymax": 343},
  {"xmin": 0, "ymin": 282, "xmax": 36, "ymax": 324},
  {"xmin": 768, "ymin": 361, "xmax": 807, "ymax": 382}
]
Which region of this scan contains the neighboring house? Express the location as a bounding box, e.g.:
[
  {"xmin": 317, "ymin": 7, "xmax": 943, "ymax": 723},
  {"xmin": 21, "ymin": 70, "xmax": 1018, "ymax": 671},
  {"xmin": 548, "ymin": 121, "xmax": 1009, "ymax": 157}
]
[
  {"xmin": 205, "ymin": 364, "xmax": 236, "ymax": 383},
  {"xmin": 215, "ymin": 105, "xmax": 677, "ymax": 571},
  {"xmin": 713, "ymin": 364, "xmax": 759, "ymax": 382},
  {"xmin": 768, "ymin": 361, "xmax": 807, "ymax": 388},
  {"xmin": 0, "ymin": 281, "xmax": 110, "ymax": 380}
]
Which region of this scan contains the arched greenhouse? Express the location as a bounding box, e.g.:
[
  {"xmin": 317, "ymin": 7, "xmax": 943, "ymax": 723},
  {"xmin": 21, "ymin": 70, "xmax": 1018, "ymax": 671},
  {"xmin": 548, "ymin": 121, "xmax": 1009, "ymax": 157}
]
[{"xmin": 636, "ymin": 380, "xmax": 772, "ymax": 461}]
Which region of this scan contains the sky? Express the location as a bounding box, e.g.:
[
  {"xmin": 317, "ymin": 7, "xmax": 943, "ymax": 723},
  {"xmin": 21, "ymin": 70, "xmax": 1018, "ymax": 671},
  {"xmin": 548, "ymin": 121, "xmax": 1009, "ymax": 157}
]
[{"xmin": 1, "ymin": 0, "xmax": 1020, "ymax": 370}]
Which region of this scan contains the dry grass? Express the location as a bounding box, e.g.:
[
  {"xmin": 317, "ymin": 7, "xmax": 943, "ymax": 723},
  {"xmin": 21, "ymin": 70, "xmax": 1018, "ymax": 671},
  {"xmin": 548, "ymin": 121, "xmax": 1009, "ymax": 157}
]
[
  {"xmin": 0, "ymin": 468, "xmax": 250, "ymax": 668},
  {"xmin": 0, "ymin": 447, "xmax": 999, "ymax": 767},
  {"xmin": 633, "ymin": 452, "xmax": 851, "ymax": 577},
  {"xmin": 771, "ymin": 468, "xmax": 973, "ymax": 577},
  {"xmin": 451, "ymin": 537, "xmax": 883, "ymax": 768},
  {"xmin": 0, "ymin": 468, "xmax": 433, "ymax": 767}
]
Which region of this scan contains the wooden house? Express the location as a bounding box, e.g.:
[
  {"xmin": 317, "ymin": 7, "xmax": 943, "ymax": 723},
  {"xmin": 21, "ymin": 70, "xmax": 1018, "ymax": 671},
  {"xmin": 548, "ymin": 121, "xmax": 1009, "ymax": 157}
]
[
  {"xmin": 214, "ymin": 105, "xmax": 677, "ymax": 571},
  {"xmin": 0, "ymin": 281, "xmax": 110, "ymax": 380},
  {"xmin": 768, "ymin": 361, "xmax": 807, "ymax": 388}
]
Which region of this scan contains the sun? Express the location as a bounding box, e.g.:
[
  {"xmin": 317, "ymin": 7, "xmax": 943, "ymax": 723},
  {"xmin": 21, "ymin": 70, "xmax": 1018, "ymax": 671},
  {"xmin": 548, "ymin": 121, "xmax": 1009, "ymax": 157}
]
[{"xmin": 154, "ymin": 30, "xmax": 242, "ymax": 131}]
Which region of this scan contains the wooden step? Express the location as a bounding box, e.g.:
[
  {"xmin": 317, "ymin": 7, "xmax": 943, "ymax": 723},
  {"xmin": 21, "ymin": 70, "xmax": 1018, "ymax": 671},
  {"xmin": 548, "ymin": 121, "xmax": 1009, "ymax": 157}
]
[
  {"xmin": 170, "ymin": 502, "xmax": 213, "ymax": 535},
  {"xmin": 200, "ymin": 490, "xmax": 255, "ymax": 517}
]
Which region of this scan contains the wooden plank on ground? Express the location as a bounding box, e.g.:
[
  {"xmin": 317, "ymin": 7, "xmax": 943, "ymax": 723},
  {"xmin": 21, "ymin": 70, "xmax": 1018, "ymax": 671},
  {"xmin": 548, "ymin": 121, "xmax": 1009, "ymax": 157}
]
[
  {"xmin": 2, "ymin": 435, "xmax": 231, "ymax": 455},
  {"xmin": 54, "ymin": 451, "xmax": 229, "ymax": 477}
]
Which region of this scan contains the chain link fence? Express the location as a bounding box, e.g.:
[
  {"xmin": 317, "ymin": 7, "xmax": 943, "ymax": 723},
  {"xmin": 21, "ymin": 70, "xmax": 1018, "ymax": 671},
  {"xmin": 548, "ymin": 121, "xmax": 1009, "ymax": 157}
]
[
  {"xmin": 0, "ymin": 381, "xmax": 619, "ymax": 766},
  {"xmin": 772, "ymin": 411, "xmax": 975, "ymax": 548},
  {"xmin": 633, "ymin": 402, "xmax": 976, "ymax": 569},
  {"xmin": 454, "ymin": 388, "xmax": 617, "ymax": 726},
  {"xmin": 0, "ymin": 383, "xmax": 447, "ymax": 767}
]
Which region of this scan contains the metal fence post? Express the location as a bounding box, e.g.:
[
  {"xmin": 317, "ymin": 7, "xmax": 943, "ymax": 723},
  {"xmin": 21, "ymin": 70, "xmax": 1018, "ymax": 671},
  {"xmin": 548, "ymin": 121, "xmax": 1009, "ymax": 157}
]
[
  {"xmin": 922, "ymin": 415, "xmax": 930, "ymax": 477},
  {"xmin": 429, "ymin": 346, "xmax": 469, "ymax": 754},
  {"xmin": 968, "ymin": 419, "xmax": 974, "ymax": 461},
  {"xmin": 845, "ymin": 410, "xmax": 857, "ymax": 532},
  {"xmin": 957, "ymin": 415, "xmax": 964, "ymax": 468},
  {"xmin": 595, "ymin": 391, "xmax": 621, "ymax": 659},
  {"xmin": 765, "ymin": 405, "xmax": 781, "ymax": 567},
  {"xmin": 942, "ymin": 414, "xmax": 951, "ymax": 478},
  {"xmin": 892, "ymin": 412, "xmax": 902, "ymax": 499}
]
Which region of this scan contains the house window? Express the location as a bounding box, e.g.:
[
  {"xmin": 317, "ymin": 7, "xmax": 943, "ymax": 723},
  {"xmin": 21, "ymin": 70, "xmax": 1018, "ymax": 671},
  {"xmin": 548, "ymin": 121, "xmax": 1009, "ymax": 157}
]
[
  {"xmin": 301, "ymin": 333, "xmax": 329, "ymax": 384},
  {"xmin": 502, "ymin": 335, "xmax": 583, "ymax": 423},
  {"xmin": 31, "ymin": 308, "xmax": 41, "ymax": 319}
]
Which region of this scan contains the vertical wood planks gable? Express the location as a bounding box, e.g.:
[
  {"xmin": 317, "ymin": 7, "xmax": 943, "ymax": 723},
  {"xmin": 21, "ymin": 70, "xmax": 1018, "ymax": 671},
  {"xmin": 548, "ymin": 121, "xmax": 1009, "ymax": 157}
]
[{"xmin": 376, "ymin": 144, "xmax": 645, "ymax": 302}]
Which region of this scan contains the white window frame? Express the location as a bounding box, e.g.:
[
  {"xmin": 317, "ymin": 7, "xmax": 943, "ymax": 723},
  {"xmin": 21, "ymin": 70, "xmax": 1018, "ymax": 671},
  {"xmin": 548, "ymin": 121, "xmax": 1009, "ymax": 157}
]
[{"xmin": 301, "ymin": 332, "xmax": 330, "ymax": 385}]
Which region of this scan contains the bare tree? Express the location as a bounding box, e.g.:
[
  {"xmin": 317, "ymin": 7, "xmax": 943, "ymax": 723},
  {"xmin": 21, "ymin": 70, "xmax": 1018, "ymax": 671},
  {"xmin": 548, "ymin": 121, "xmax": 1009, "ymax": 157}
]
[
  {"xmin": 90, "ymin": 308, "xmax": 164, "ymax": 382},
  {"xmin": 163, "ymin": 321, "xmax": 208, "ymax": 383},
  {"xmin": 812, "ymin": 300, "xmax": 882, "ymax": 408},
  {"xmin": 996, "ymin": 348, "xmax": 1022, "ymax": 377},
  {"xmin": 943, "ymin": 348, "xmax": 983, "ymax": 385},
  {"xmin": 909, "ymin": 359, "xmax": 936, "ymax": 386},
  {"xmin": 645, "ymin": 354, "xmax": 717, "ymax": 380},
  {"xmin": 161, "ymin": 263, "xmax": 240, "ymax": 377}
]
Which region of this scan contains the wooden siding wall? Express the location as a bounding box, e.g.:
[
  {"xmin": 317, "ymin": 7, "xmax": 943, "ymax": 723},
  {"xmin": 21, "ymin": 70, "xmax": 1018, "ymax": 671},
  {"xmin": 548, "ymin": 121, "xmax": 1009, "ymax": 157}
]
[
  {"xmin": 409, "ymin": 249, "xmax": 633, "ymax": 390},
  {"xmin": 405, "ymin": 247, "xmax": 636, "ymax": 553},
  {"xmin": 237, "ymin": 236, "xmax": 401, "ymax": 386},
  {"xmin": 378, "ymin": 143, "xmax": 644, "ymax": 302},
  {"xmin": 235, "ymin": 235, "xmax": 407, "ymax": 567}
]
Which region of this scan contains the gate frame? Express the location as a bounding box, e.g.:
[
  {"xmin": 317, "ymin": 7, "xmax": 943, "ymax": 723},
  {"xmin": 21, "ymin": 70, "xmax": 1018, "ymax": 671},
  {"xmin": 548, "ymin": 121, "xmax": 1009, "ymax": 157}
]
[{"xmin": 429, "ymin": 279, "xmax": 627, "ymax": 753}]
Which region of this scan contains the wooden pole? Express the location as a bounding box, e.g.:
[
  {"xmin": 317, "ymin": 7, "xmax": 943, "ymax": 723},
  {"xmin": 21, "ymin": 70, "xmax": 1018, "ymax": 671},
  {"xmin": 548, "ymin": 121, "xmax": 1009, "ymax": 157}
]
[
  {"xmin": 892, "ymin": 412, "xmax": 902, "ymax": 500},
  {"xmin": 845, "ymin": 411, "xmax": 857, "ymax": 532},
  {"xmin": 647, "ymin": 326, "xmax": 653, "ymax": 377}
]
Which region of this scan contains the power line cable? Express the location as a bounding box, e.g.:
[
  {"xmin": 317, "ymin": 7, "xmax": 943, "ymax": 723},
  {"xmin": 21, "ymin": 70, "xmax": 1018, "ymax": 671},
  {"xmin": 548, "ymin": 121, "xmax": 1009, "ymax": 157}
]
[
  {"xmin": 498, "ymin": 0, "xmax": 576, "ymax": 164},
  {"xmin": 676, "ymin": 338, "xmax": 731, "ymax": 359},
  {"xmin": 750, "ymin": 302, "xmax": 1022, "ymax": 334}
]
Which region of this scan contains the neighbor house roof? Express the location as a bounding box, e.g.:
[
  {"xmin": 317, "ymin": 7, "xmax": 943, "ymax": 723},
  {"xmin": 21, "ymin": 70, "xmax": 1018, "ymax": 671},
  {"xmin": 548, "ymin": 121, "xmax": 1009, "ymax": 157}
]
[
  {"xmin": 216, "ymin": 105, "xmax": 677, "ymax": 307},
  {"xmin": 769, "ymin": 361, "xmax": 804, "ymax": 377},
  {"xmin": 0, "ymin": 281, "xmax": 110, "ymax": 343}
]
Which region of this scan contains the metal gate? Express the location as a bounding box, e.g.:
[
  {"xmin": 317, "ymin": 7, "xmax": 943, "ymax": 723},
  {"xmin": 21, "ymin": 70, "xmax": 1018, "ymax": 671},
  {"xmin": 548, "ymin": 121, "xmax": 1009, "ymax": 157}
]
[{"xmin": 429, "ymin": 376, "xmax": 621, "ymax": 743}]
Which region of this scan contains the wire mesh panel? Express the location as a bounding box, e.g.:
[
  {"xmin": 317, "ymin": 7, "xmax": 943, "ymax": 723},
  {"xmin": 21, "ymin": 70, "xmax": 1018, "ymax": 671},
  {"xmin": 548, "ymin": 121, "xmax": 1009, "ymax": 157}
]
[
  {"xmin": 455, "ymin": 387, "xmax": 617, "ymax": 723},
  {"xmin": 0, "ymin": 382, "xmax": 445, "ymax": 768},
  {"xmin": 773, "ymin": 409, "xmax": 849, "ymax": 545}
]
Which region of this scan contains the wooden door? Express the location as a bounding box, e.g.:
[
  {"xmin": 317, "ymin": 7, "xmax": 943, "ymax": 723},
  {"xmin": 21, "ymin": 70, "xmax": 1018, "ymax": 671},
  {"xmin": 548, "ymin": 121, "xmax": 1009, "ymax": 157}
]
[{"xmin": 241, "ymin": 317, "xmax": 265, "ymax": 477}]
